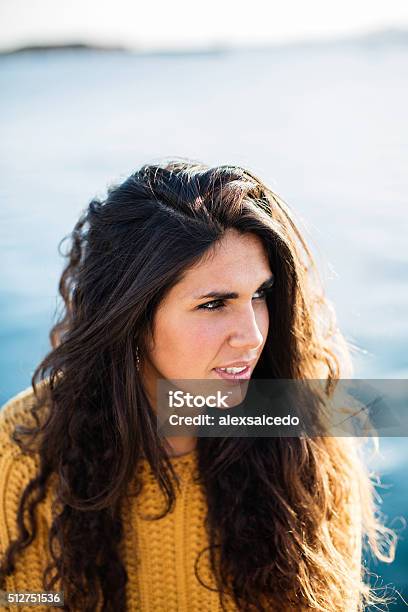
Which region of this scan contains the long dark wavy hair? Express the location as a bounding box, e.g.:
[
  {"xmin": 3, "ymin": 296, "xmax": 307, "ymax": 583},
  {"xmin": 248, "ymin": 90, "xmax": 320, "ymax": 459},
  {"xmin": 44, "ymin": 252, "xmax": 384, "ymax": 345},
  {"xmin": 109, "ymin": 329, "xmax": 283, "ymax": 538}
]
[{"xmin": 0, "ymin": 160, "xmax": 396, "ymax": 610}]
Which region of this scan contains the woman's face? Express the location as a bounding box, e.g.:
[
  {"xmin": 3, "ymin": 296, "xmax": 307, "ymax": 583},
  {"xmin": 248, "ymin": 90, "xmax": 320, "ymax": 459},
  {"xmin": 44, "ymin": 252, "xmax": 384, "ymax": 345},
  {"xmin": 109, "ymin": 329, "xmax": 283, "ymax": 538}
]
[{"xmin": 142, "ymin": 229, "xmax": 272, "ymax": 403}]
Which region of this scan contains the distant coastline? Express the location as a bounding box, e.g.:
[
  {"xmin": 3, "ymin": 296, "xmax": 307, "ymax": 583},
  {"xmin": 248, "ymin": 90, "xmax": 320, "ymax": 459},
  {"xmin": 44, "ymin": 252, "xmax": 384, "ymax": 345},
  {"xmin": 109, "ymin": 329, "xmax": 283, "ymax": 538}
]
[
  {"xmin": 0, "ymin": 42, "xmax": 128, "ymax": 56},
  {"xmin": 1, "ymin": 27, "xmax": 407, "ymax": 57}
]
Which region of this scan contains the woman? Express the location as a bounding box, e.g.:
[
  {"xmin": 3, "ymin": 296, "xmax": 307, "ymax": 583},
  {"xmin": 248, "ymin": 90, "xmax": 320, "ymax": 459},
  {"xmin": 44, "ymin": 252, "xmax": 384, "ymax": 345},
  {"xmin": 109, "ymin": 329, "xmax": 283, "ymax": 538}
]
[{"xmin": 0, "ymin": 161, "xmax": 396, "ymax": 611}]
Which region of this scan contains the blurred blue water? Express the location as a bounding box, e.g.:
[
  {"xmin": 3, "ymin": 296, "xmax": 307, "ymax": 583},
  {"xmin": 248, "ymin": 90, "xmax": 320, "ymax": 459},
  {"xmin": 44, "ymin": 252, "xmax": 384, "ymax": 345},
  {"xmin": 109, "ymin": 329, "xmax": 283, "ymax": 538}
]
[{"xmin": 0, "ymin": 42, "xmax": 407, "ymax": 605}]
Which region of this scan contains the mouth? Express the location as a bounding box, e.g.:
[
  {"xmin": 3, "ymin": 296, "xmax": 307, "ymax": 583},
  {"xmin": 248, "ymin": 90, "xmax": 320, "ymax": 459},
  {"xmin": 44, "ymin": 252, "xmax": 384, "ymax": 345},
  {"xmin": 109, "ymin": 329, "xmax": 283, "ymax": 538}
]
[{"xmin": 212, "ymin": 365, "xmax": 252, "ymax": 380}]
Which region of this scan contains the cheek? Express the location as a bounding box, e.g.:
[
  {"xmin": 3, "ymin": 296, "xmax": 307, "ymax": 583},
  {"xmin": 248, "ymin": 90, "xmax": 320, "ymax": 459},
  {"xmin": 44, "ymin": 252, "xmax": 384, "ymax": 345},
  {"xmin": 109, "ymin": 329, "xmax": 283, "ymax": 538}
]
[
  {"xmin": 182, "ymin": 317, "xmax": 223, "ymax": 350},
  {"xmin": 195, "ymin": 325, "xmax": 223, "ymax": 351},
  {"xmin": 151, "ymin": 310, "xmax": 222, "ymax": 365}
]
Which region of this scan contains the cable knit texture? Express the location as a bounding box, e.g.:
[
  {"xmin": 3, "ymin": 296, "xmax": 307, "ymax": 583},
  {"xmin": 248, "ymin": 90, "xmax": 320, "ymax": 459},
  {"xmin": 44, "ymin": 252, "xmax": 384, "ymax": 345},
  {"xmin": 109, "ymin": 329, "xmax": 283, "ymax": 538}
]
[{"xmin": 0, "ymin": 387, "xmax": 236, "ymax": 611}]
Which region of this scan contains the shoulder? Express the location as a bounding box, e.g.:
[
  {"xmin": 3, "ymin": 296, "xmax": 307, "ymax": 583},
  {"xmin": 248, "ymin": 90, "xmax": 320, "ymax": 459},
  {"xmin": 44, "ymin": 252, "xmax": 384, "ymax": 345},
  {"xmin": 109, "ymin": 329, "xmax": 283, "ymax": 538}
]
[
  {"xmin": 0, "ymin": 380, "xmax": 52, "ymax": 466},
  {"xmin": 0, "ymin": 385, "xmax": 56, "ymax": 580},
  {"xmin": 0, "ymin": 382, "xmax": 47, "ymax": 473},
  {"xmin": 0, "ymin": 384, "xmax": 50, "ymax": 457},
  {"xmin": 0, "ymin": 384, "xmax": 50, "ymax": 541},
  {"xmin": 1, "ymin": 386, "xmax": 39, "ymax": 440}
]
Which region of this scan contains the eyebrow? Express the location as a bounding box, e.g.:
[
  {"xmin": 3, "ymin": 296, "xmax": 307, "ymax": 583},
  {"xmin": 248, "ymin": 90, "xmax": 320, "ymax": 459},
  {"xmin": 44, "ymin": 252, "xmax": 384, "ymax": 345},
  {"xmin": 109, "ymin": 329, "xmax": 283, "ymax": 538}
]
[{"xmin": 194, "ymin": 274, "xmax": 275, "ymax": 301}]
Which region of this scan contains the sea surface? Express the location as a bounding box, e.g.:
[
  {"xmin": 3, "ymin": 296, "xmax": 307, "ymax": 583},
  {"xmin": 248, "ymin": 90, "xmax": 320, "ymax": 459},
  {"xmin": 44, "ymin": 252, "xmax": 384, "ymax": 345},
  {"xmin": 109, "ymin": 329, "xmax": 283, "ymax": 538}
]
[{"xmin": 0, "ymin": 37, "xmax": 407, "ymax": 606}]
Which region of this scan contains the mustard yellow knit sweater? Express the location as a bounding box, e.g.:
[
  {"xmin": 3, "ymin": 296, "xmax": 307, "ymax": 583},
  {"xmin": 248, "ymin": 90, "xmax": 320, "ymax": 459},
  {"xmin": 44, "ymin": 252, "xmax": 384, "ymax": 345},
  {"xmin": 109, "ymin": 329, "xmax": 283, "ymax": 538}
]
[{"xmin": 0, "ymin": 387, "xmax": 235, "ymax": 612}]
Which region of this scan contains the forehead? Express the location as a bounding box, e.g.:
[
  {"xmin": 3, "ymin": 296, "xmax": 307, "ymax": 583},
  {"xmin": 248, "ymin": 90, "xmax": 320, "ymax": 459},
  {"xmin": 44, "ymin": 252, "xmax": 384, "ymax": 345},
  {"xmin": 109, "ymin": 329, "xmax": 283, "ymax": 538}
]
[{"xmin": 176, "ymin": 230, "xmax": 271, "ymax": 299}]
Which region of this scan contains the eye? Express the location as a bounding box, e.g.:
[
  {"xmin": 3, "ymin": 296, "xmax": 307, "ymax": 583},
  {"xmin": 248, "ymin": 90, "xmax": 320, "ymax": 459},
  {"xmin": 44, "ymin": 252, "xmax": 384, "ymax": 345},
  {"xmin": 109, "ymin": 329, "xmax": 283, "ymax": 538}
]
[
  {"xmin": 198, "ymin": 299, "xmax": 225, "ymax": 311},
  {"xmin": 198, "ymin": 288, "xmax": 271, "ymax": 312},
  {"xmin": 252, "ymin": 286, "xmax": 273, "ymax": 300},
  {"xmin": 253, "ymin": 289, "xmax": 267, "ymax": 300}
]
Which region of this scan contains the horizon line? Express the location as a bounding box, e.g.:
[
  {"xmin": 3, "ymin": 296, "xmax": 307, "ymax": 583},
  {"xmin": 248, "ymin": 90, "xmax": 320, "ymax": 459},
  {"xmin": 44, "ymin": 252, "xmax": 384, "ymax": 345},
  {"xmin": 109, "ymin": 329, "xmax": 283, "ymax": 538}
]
[{"xmin": 1, "ymin": 26, "xmax": 408, "ymax": 57}]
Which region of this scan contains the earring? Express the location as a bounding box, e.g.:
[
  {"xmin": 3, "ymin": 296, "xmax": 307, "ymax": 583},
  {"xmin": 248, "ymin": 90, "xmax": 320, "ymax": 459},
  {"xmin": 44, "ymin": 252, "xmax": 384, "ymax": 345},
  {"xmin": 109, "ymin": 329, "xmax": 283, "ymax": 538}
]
[{"xmin": 136, "ymin": 345, "xmax": 141, "ymax": 371}]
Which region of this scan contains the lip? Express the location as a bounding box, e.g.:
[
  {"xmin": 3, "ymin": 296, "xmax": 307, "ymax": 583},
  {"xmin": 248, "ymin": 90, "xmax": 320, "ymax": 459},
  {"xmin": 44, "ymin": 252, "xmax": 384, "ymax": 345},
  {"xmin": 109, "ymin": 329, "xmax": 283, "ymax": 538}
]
[
  {"xmin": 215, "ymin": 360, "xmax": 256, "ymax": 368},
  {"xmin": 213, "ymin": 364, "xmax": 253, "ymax": 381}
]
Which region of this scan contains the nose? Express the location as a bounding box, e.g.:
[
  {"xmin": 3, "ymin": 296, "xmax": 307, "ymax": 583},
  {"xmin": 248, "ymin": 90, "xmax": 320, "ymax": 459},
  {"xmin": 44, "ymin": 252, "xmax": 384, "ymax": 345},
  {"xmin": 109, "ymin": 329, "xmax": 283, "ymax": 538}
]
[{"xmin": 227, "ymin": 303, "xmax": 266, "ymax": 351}]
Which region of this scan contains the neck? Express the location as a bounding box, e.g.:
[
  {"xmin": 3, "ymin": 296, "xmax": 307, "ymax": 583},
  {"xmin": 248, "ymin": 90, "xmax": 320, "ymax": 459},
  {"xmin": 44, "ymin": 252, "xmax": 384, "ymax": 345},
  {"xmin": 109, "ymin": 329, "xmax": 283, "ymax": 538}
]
[
  {"xmin": 164, "ymin": 435, "xmax": 197, "ymax": 457},
  {"xmin": 141, "ymin": 366, "xmax": 197, "ymax": 458}
]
